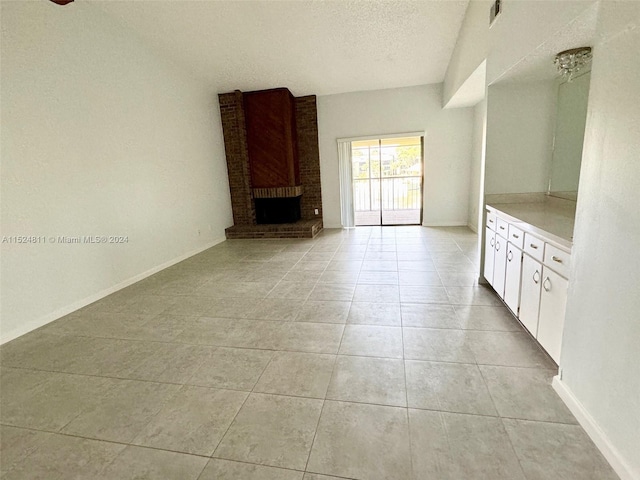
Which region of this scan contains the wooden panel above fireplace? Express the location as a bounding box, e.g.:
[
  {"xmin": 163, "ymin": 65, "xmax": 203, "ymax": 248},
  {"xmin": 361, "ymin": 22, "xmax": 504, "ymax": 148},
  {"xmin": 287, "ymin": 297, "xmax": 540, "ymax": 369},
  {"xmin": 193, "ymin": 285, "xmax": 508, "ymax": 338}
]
[{"xmin": 243, "ymin": 88, "xmax": 301, "ymax": 189}]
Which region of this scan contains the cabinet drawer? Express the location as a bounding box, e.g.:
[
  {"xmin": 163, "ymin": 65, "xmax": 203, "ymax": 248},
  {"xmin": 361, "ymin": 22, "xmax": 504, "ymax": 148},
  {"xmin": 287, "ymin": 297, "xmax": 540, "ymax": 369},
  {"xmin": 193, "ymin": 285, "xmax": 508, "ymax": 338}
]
[
  {"xmin": 544, "ymin": 244, "xmax": 571, "ymax": 278},
  {"xmin": 524, "ymin": 233, "xmax": 544, "ymax": 262},
  {"xmin": 508, "ymin": 225, "xmax": 524, "ymax": 249},
  {"xmin": 486, "ymin": 212, "xmax": 497, "ymax": 230},
  {"xmin": 496, "ymin": 218, "xmax": 509, "ymax": 237}
]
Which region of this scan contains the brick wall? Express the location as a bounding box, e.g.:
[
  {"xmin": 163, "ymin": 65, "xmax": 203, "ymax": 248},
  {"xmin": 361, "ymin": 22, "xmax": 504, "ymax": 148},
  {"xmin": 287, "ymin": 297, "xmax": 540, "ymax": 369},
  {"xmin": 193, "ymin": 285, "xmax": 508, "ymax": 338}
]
[
  {"xmin": 219, "ymin": 90, "xmax": 322, "ymax": 230},
  {"xmin": 295, "ymin": 95, "xmax": 323, "ymax": 221},
  {"xmin": 218, "ymin": 91, "xmax": 255, "ymax": 226}
]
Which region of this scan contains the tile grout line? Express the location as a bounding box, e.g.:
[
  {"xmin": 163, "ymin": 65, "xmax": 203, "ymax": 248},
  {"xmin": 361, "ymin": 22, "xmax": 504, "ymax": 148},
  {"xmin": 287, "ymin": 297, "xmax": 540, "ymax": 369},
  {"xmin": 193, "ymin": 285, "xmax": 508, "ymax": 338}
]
[
  {"xmin": 2, "ymin": 344, "xmax": 557, "ymax": 393},
  {"xmin": 397, "ymin": 239, "xmax": 416, "ymax": 480},
  {"xmin": 211, "ymin": 236, "xmax": 336, "ymax": 474},
  {"xmin": 2, "ymin": 421, "xmax": 319, "ymax": 478},
  {"xmin": 208, "ymin": 376, "xmax": 254, "ymax": 461},
  {"xmin": 2, "ymin": 400, "xmax": 583, "ymax": 443},
  {"xmin": 303, "ymin": 244, "xmax": 356, "ymax": 475},
  {"xmin": 498, "ymin": 417, "xmax": 530, "ymax": 479}
]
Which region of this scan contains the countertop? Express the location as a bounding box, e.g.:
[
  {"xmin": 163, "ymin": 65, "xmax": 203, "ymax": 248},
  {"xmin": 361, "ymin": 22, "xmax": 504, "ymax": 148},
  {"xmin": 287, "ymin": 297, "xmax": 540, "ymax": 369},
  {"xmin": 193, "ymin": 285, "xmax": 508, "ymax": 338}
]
[{"xmin": 486, "ymin": 197, "xmax": 576, "ymax": 250}]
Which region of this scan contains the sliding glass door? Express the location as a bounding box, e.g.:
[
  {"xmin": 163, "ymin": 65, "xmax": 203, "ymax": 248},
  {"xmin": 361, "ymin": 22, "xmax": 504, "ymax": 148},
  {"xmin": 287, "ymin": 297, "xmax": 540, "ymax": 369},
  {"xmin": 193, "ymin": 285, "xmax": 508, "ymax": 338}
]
[{"xmin": 352, "ymin": 136, "xmax": 423, "ymax": 226}]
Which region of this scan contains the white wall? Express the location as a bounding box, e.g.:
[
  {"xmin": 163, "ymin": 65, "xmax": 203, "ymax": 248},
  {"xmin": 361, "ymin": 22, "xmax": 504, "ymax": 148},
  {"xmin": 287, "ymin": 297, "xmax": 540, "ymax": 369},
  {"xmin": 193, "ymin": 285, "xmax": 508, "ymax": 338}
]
[
  {"xmin": 559, "ymin": 2, "xmax": 640, "ymax": 478},
  {"xmin": 443, "ymin": 0, "xmax": 490, "ymax": 107},
  {"xmin": 317, "ymin": 84, "xmax": 474, "ymax": 228},
  {"xmin": 467, "ymin": 98, "xmax": 487, "ymax": 232},
  {"xmin": 484, "ymin": 80, "xmax": 557, "ymax": 194},
  {"xmin": 0, "ymin": 2, "xmax": 232, "ymax": 342}
]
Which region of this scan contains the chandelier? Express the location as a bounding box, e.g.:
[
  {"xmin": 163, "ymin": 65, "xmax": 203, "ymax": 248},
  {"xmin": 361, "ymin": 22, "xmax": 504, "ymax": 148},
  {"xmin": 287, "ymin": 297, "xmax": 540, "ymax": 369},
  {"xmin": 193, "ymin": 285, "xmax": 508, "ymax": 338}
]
[{"xmin": 554, "ymin": 47, "xmax": 592, "ymax": 82}]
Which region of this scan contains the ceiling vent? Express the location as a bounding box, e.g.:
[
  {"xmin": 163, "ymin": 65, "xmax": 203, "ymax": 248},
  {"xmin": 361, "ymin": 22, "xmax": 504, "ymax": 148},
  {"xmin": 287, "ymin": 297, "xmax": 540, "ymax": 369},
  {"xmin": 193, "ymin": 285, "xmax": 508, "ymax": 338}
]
[{"xmin": 490, "ymin": 0, "xmax": 502, "ymax": 26}]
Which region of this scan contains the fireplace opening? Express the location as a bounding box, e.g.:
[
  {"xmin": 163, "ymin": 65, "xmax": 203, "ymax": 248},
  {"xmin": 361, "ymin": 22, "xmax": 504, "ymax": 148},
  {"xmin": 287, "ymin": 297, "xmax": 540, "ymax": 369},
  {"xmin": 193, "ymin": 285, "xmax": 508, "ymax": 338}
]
[{"xmin": 255, "ymin": 197, "xmax": 302, "ymax": 224}]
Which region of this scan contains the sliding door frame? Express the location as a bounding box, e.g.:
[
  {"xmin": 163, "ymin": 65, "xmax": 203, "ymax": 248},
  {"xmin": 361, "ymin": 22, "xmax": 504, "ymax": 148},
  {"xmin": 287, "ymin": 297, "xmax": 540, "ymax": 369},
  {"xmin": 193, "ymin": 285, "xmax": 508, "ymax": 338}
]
[{"xmin": 340, "ymin": 132, "xmax": 425, "ymax": 227}]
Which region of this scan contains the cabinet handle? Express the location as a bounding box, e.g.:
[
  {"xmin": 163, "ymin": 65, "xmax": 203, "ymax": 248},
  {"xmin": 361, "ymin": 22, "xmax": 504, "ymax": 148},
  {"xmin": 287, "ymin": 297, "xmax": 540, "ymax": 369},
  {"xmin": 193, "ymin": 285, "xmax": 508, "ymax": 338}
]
[
  {"xmin": 512, "ymin": 234, "xmax": 520, "ymax": 239},
  {"xmin": 533, "ymin": 270, "xmax": 540, "ymax": 284},
  {"xmin": 489, "ymin": 219, "xmax": 494, "ymax": 223},
  {"xmin": 530, "ymin": 243, "xmax": 538, "ymax": 249},
  {"xmin": 496, "ymin": 241, "xmax": 501, "ymax": 252},
  {"xmin": 507, "ymin": 251, "xmax": 513, "ymax": 262},
  {"xmin": 543, "ymin": 277, "xmax": 551, "ymax": 292},
  {"xmin": 490, "ymin": 238, "xmax": 495, "ymax": 247},
  {"xmin": 499, "ymin": 226, "xmax": 505, "ymax": 230},
  {"xmin": 552, "ymin": 256, "xmax": 563, "ymax": 264}
]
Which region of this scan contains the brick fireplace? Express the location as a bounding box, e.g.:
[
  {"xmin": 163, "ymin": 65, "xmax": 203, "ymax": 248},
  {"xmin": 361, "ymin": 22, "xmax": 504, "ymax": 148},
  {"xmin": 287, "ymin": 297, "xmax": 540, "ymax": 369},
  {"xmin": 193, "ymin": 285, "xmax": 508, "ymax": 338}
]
[{"xmin": 219, "ymin": 89, "xmax": 323, "ymax": 239}]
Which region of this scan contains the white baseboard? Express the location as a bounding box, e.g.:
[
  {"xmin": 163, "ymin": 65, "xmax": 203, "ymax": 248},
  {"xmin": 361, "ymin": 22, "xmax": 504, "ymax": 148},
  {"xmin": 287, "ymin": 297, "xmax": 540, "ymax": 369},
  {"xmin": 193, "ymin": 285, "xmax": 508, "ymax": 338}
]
[
  {"xmin": 552, "ymin": 376, "xmax": 637, "ymax": 480},
  {"xmin": 0, "ymin": 236, "xmax": 226, "ymax": 345},
  {"xmin": 422, "ymin": 221, "xmax": 468, "ymax": 227},
  {"xmin": 326, "ymin": 222, "xmax": 471, "ymax": 229}
]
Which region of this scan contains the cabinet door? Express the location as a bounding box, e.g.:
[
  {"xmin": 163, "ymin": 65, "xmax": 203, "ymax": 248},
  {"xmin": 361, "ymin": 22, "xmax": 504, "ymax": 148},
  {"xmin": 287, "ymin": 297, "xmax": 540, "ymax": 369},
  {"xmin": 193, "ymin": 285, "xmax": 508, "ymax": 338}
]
[
  {"xmin": 537, "ymin": 267, "xmax": 569, "ymax": 363},
  {"xmin": 519, "ymin": 254, "xmax": 542, "ymax": 336},
  {"xmin": 493, "ymin": 234, "xmax": 508, "ymax": 298},
  {"xmin": 483, "ymin": 228, "xmax": 496, "ymax": 286},
  {"xmin": 504, "ymin": 243, "xmax": 523, "ymax": 314}
]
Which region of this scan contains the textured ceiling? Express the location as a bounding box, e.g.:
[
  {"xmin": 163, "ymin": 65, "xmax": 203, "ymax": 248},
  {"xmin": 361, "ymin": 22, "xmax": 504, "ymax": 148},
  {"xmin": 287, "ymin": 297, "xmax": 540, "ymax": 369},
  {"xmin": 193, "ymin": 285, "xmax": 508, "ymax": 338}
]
[
  {"xmin": 494, "ymin": 3, "xmax": 598, "ymax": 85},
  {"xmin": 92, "ymin": 0, "xmax": 469, "ymax": 96}
]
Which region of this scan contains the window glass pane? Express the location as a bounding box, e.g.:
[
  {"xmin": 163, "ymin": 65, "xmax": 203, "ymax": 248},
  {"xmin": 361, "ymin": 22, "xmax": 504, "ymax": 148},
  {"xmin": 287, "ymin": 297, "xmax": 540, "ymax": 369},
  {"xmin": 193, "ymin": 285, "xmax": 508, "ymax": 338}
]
[
  {"xmin": 379, "ymin": 137, "xmax": 421, "ymax": 178},
  {"xmin": 370, "ymin": 147, "xmax": 381, "ymax": 178},
  {"xmin": 351, "ymin": 146, "xmax": 369, "ymax": 179},
  {"xmin": 380, "ymin": 145, "xmax": 421, "ymax": 177}
]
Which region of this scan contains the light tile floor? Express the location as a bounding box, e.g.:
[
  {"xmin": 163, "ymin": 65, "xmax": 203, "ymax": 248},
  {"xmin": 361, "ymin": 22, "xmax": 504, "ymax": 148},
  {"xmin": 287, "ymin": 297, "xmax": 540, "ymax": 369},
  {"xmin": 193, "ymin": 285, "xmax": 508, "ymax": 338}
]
[{"xmin": 0, "ymin": 226, "xmax": 619, "ymax": 480}]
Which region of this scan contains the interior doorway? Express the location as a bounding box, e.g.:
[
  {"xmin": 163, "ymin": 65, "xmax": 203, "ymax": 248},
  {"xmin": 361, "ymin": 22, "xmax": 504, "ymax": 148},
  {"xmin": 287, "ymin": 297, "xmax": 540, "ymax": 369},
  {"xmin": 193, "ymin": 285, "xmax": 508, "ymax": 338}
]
[{"xmin": 352, "ymin": 135, "xmax": 423, "ymax": 226}]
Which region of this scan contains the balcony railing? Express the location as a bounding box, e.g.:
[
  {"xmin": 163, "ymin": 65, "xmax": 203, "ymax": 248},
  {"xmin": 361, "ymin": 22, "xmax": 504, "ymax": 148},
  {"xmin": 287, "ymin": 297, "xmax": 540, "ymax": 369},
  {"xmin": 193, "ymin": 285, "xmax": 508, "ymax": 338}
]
[{"xmin": 353, "ymin": 176, "xmax": 421, "ymax": 212}]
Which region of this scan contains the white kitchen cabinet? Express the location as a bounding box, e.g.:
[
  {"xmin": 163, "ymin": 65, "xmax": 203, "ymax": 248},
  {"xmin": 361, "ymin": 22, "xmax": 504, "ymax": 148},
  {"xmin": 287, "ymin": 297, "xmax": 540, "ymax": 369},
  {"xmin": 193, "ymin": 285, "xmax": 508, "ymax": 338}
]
[
  {"xmin": 484, "ymin": 227, "xmax": 496, "ymax": 286},
  {"xmin": 504, "ymin": 242, "xmax": 523, "ymax": 314},
  {"xmin": 519, "ymin": 253, "xmax": 543, "ymax": 336},
  {"xmin": 484, "ymin": 206, "xmax": 572, "ymax": 365},
  {"xmin": 537, "ymin": 266, "xmax": 569, "ymax": 363},
  {"xmin": 493, "ymin": 233, "xmax": 508, "ymax": 298}
]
